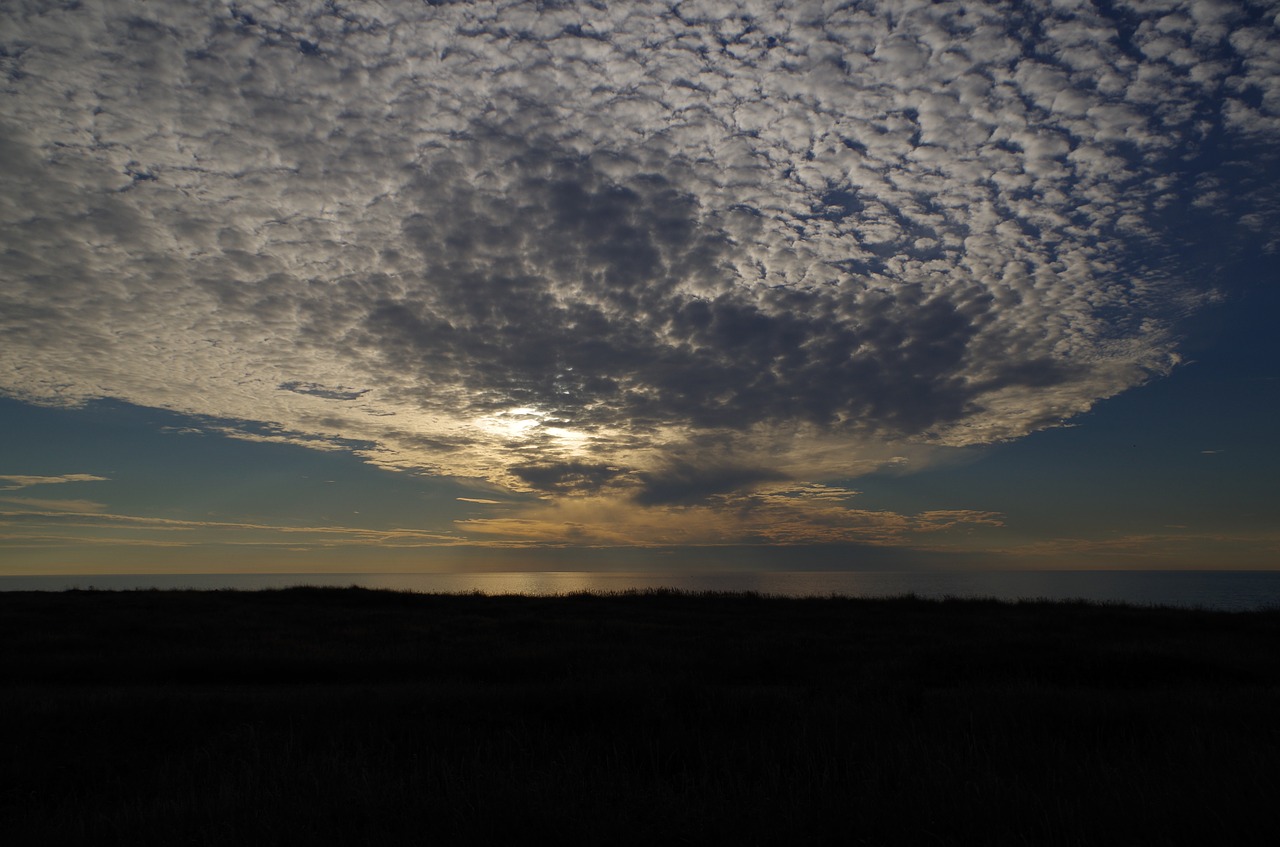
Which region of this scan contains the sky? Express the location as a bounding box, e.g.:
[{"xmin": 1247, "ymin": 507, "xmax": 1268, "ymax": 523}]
[{"xmin": 2, "ymin": 0, "xmax": 1278, "ymax": 575}]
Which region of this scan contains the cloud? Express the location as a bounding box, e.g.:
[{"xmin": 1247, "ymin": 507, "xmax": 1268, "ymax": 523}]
[
  {"xmin": 0, "ymin": 497, "xmax": 108, "ymax": 513},
  {"xmin": 634, "ymin": 462, "xmax": 788, "ymax": 506},
  {"xmin": 0, "ymin": 507, "xmax": 482, "ymax": 548},
  {"xmin": 2, "ymin": 0, "xmax": 1276, "ymax": 526},
  {"xmin": 509, "ymin": 461, "xmax": 626, "ymax": 495},
  {"xmin": 457, "ymin": 483, "xmax": 1002, "ymax": 548},
  {"xmin": 992, "ymin": 528, "xmax": 1280, "ymax": 567},
  {"xmin": 278, "ymin": 382, "xmax": 369, "ymax": 401},
  {"xmin": 0, "ymin": 474, "xmax": 109, "ymax": 491}
]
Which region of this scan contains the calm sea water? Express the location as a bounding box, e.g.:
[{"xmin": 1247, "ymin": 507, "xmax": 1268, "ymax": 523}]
[{"xmin": 3, "ymin": 571, "xmax": 1280, "ymax": 611}]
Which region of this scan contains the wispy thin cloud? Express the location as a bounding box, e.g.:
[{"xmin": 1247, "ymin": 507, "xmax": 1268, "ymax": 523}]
[
  {"xmin": 0, "ymin": 508, "xmax": 484, "ymax": 548},
  {"xmin": 991, "ymin": 529, "xmax": 1280, "ymax": 564},
  {"xmin": 0, "ymin": 474, "xmax": 109, "ymax": 491},
  {"xmin": 0, "ymin": 497, "xmax": 108, "ymax": 512}
]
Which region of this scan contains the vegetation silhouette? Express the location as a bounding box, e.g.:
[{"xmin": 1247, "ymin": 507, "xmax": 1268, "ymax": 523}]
[{"xmin": 3, "ymin": 587, "xmax": 1278, "ymax": 845}]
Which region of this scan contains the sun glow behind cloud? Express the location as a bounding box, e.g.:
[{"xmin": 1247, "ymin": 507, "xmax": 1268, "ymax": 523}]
[{"xmin": 2, "ymin": 0, "xmax": 1278, "ymax": 553}]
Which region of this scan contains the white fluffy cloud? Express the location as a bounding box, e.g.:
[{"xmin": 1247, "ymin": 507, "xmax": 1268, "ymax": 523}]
[{"xmin": 2, "ymin": 0, "xmax": 1276, "ymax": 508}]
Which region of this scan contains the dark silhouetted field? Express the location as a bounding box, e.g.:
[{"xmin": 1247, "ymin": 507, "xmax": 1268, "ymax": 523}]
[{"xmin": 3, "ymin": 587, "xmax": 1278, "ymax": 845}]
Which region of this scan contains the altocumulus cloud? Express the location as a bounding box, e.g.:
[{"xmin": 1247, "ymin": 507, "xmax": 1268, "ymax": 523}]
[{"xmin": 2, "ymin": 1, "xmax": 1278, "ymax": 541}]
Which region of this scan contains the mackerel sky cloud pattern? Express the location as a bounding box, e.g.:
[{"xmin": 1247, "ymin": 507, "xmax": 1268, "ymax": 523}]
[{"xmin": 3, "ymin": 1, "xmax": 1278, "ymax": 523}]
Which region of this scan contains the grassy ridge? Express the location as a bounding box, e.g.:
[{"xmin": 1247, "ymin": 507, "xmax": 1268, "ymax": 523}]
[{"xmin": 3, "ymin": 587, "xmax": 1279, "ymax": 845}]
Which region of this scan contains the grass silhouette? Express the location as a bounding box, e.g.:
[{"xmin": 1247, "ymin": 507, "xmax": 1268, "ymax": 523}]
[{"xmin": 2, "ymin": 587, "xmax": 1278, "ymax": 845}]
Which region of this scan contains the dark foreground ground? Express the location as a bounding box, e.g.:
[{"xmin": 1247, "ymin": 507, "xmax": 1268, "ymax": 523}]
[{"xmin": 3, "ymin": 588, "xmax": 1279, "ymax": 846}]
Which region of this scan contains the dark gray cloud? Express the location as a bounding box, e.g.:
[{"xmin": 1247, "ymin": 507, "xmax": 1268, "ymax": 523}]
[
  {"xmin": 634, "ymin": 462, "xmax": 788, "ymax": 507},
  {"xmin": 2, "ymin": 0, "xmax": 1277, "ymax": 503},
  {"xmin": 510, "ymin": 461, "xmax": 625, "ymax": 495},
  {"xmin": 279, "ymin": 382, "xmax": 368, "ymax": 401}
]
